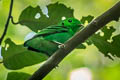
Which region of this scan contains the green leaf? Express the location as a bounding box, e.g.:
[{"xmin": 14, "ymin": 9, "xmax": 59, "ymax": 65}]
[
  {"xmin": 7, "ymin": 72, "xmax": 31, "ymax": 80},
  {"xmin": 80, "ymin": 15, "xmax": 94, "ymax": 23},
  {"xmin": 76, "ymin": 15, "xmax": 94, "ymax": 49},
  {"xmin": 90, "ymin": 25, "xmax": 120, "ymax": 59},
  {"xmin": 90, "ymin": 27, "xmax": 120, "ymax": 58},
  {"xmin": 80, "ymin": 15, "xmax": 120, "ymax": 59},
  {"xmin": 76, "ymin": 44, "xmax": 86, "ymax": 49},
  {"xmin": 18, "ymin": 2, "xmax": 74, "ymax": 32},
  {"xmin": 2, "ymin": 38, "xmax": 48, "ymax": 70},
  {"xmin": 80, "ymin": 15, "xmax": 94, "ymax": 46}
]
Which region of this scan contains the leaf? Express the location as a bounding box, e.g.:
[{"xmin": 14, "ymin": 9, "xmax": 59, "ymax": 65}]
[
  {"xmin": 76, "ymin": 44, "xmax": 86, "ymax": 49},
  {"xmin": 80, "ymin": 15, "xmax": 120, "ymax": 59},
  {"xmin": 18, "ymin": 2, "xmax": 74, "ymax": 32},
  {"xmin": 76, "ymin": 15, "xmax": 94, "ymax": 49},
  {"xmin": 7, "ymin": 72, "xmax": 31, "ymax": 80},
  {"xmin": 111, "ymin": 35, "xmax": 120, "ymax": 56},
  {"xmin": 1, "ymin": 38, "xmax": 48, "ymax": 70},
  {"xmin": 80, "ymin": 15, "xmax": 94, "ymax": 23},
  {"xmin": 91, "ymin": 25, "xmax": 120, "ymax": 59},
  {"xmin": 90, "ymin": 28, "xmax": 120, "ymax": 59}
]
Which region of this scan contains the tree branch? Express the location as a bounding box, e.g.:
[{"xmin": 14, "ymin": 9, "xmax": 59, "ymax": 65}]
[
  {"xmin": 0, "ymin": 0, "xmax": 14, "ymax": 45},
  {"xmin": 29, "ymin": 1, "xmax": 120, "ymax": 80}
]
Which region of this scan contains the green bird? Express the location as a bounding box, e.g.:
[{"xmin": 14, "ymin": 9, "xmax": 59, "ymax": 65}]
[{"xmin": 24, "ymin": 18, "xmax": 83, "ymax": 56}]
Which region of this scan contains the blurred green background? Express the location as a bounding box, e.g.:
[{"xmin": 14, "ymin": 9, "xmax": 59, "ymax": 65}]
[{"xmin": 0, "ymin": 0, "xmax": 120, "ymax": 80}]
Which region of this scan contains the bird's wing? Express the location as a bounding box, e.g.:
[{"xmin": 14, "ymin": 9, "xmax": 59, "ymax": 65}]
[
  {"xmin": 24, "ymin": 25, "xmax": 69, "ymax": 47},
  {"xmin": 33, "ymin": 25, "xmax": 69, "ymax": 37},
  {"xmin": 24, "ymin": 37, "xmax": 59, "ymax": 56},
  {"xmin": 24, "ymin": 25, "xmax": 70, "ymax": 56}
]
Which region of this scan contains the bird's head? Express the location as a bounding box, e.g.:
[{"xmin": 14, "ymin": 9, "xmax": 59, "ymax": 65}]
[{"xmin": 58, "ymin": 18, "xmax": 83, "ymax": 32}]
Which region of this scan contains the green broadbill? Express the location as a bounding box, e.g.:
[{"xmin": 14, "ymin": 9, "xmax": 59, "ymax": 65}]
[{"xmin": 24, "ymin": 18, "xmax": 83, "ymax": 56}]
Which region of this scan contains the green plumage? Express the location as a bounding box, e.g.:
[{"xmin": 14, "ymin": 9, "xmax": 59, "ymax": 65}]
[{"xmin": 24, "ymin": 18, "xmax": 83, "ymax": 56}]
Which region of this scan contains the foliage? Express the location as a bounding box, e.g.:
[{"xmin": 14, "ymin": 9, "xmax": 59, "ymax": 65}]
[
  {"xmin": 91, "ymin": 27, "xmax": 120, "ymax": 59},
  {"xmin": 1, "ymin": 2, "xmax": 74, "ymax": 70},
  {"xmin": 18, "ymin": 2, "xmax": 74, "ymax": 32},
  {"xmin": 2, "ymin": 38, "xmax": 47, "ymax": 70},
  {"xmin": 81, "ymin": 15, "xmax": 120, "ymax": 59},
  {"xmin": 1, "ymin": 1, "xmax": 120, "ymax": 70},
  {"xmin": 7, "ymin": 72, "xmax": 31, "ymax": 80},
  {"xmin": 0, "ymin": 1, "xmax": 120, "ymax": 80}
]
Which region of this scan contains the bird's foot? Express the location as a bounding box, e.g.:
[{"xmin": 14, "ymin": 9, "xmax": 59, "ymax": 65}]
[
  {"xmin": 53, "ymin": 41, "xmax": 65, "ymax": 49},
  {"xmin": 58, "ymin": 44, "xmax": 65, "ymax": 49}
]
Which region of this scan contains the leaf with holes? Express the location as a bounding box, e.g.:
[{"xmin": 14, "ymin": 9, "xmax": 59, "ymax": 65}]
[
  {"xmin": 80, "ymin": 15, "xmax": 120, "ymax": 59},
  {"xmin": 90, "ymin": 27, "xmax": 120, "ymax": 59},
  {"xmin": 80, "ymin": 15, "xmax": 94, "ymax": 24},
  {"xmin": 18, "ymin": 2, "xmax": 74, "ymax": 32}
]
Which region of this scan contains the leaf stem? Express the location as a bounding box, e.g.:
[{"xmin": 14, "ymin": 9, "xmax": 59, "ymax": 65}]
[
  {"xmin": 0, "ymin": 0, "xmax": 14, "ymax": 45},
  {"xmin": 10, "ymin": 16, "xmax": 19, "ymax": 25}
]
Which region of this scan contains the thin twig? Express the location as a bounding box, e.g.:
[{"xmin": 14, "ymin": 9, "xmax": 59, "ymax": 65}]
[
  {"xmin": 29, "ymin": 1, "xmax": 120, "ymax": 80},
  {"xmin": 0, "ymin": 0, "xmax": 14, "ymax": 45}
]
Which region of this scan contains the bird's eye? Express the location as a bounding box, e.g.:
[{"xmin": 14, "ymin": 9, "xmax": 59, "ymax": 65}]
[{"xmin": 68, "ymin": 19, "xmax": 72, "ymax": 23}]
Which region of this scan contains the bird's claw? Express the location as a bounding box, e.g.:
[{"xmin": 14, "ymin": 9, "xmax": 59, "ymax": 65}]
[{"xmin": 58, "ymin": 44, "xmax": 65, "ymax": 49}]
